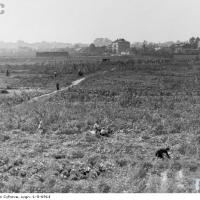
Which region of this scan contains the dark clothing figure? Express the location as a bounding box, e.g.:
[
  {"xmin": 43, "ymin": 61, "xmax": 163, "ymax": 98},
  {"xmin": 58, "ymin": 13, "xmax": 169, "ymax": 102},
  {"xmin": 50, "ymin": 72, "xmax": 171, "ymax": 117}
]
[
  {"xmin": 6, "ymin": 70, "xmax": 9, "ymax": 77},
  {"xmin": 155, "ymin": 148, "xmax": 170, "ymax": 160},
  {"xmin": 56, "ymin": 83, "xmax": 60, "ymax": 90},
  {"xmin": 78, "ymin": 70, "xmax": 83, "ymax": 76}
]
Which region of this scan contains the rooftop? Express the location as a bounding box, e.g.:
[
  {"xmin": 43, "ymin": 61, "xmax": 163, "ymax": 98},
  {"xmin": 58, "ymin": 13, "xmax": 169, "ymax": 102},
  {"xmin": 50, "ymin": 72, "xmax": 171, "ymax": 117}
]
[{"xmin": 112, "ymin": 38, "xmax": 129, "ymax": 43}]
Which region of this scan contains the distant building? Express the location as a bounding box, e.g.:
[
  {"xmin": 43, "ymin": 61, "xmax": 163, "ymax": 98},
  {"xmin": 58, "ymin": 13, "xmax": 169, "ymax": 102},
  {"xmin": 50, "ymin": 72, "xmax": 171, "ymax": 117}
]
[
  {"xmin": 36, "ymin": 52, "xmax": 69, "ymax": 57},
  {"xmin": 108, "ymin": 38, "xmax": 130, "ymax": 55},
  {"xmin": 175, "ymin": 43, "xmax": 199, "ymax": 54}
]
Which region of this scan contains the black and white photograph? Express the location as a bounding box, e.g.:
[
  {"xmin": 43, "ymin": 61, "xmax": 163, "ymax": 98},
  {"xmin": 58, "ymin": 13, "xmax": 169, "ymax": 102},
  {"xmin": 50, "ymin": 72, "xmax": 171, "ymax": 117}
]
[{"xmin": 0, "ymin": 0, "xmax": 200, "ymax": 197}]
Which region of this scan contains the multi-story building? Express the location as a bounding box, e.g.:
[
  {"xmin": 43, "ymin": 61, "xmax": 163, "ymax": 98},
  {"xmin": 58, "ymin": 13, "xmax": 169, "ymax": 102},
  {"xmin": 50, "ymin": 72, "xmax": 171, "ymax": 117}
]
[{"xmin": 108, "ymin": 38, "xmax": 130, "ymax": 55}]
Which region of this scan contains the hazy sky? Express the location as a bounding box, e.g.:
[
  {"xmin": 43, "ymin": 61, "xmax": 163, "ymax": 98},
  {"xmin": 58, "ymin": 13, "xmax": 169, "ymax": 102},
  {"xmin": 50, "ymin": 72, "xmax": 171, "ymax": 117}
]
[{"xmin": 0, "ymin": 0, "xmax": 200, "ymax": 44}]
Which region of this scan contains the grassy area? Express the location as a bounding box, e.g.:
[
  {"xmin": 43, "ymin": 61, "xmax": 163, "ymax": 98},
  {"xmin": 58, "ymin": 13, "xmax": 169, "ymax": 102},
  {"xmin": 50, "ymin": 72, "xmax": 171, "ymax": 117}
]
[{"xmin": 1, "ymin": 62, "xmax": 200, "ymax": 192}]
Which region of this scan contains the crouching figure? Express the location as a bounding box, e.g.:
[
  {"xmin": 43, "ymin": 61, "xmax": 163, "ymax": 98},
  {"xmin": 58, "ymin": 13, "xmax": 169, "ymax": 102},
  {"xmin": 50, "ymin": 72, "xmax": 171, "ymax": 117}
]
[
  {"xmin": 78, "ymin": 70, "xmax": 84, "ymax": 76},
  {"xmin": 155, "ymin": 147, "xmax": 171, "ymax": 160}
]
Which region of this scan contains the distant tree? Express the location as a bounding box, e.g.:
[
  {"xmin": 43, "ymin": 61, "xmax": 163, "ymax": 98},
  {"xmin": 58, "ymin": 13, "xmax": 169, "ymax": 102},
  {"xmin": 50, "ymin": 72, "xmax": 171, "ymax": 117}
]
[
  {"xmin": 82, "ymin": 43, "xmax": 101, "ymax": 55},
  {"xmin": 143, "ymin": 40, "xmax": 148, "ymax": 45},
  {"xmin": 142, "ymin": 42, "xmax": 146, "ymax": 51},
  {"xmin": 99, "ymin": 46, "xmax": 106, "ymax": 53},
  {"xmin": 89, "ymin": 44, "xmax": 96, "ymax": 51},
  {"xmin": 189, "ymin": 37, "xmax": 195, "ymax": 44},
  {"xmin": 130, "ymin": 47, "xmax": 138, "ymax": 55},
  {"xmin": 75, "ymin": 44, "xmax": 80, "ymax": 49},
  {"xmin": 193, "ymin": 37, "xmax": 200, "ymax": 48},
  {"xmin": 195, "ymin": 37, "xmax": 200, "ymax": 43},
  {"xmin": 170, "ymin": 44, "xmax": 175, "ymax": 52}
]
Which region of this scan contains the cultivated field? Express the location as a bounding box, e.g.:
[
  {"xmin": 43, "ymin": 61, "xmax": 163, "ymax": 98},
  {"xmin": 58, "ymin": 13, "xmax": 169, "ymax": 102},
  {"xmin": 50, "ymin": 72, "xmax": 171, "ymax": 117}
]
[{"xmin": 0, "ymin": 57, "xmax": 200, "ymax": 193}]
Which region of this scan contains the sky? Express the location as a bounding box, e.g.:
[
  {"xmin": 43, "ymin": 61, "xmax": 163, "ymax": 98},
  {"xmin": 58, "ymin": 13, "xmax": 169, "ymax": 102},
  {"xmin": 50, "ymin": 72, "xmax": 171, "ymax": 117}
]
[{"xmin": 0, "ymin": 0, "xmax": 200, "ymax": 44}]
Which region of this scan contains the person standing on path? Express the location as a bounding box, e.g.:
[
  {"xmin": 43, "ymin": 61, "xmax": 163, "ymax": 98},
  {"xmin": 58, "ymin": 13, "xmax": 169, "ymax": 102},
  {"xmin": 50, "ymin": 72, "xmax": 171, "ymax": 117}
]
[
  {"xmin": 54, "ymin": 71, "xmax": 57, "ymax": 78},
  {"xmin": 56, "ymin": 82, "xmax": 60, "ymax": 90}
]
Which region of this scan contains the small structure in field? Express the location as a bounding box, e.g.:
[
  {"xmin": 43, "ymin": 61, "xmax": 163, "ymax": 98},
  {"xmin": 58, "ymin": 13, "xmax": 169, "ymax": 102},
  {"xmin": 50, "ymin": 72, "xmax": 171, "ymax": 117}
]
[{"xmin": 102, "ymin": 58, "xmax": 110, "ymax": 62}]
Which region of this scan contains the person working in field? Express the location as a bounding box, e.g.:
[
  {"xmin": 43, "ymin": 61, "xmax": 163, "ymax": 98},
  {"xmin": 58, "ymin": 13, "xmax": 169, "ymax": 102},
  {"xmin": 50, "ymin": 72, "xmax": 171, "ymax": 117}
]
[
  {"xmin": 56, "ymin": 82, "xmax": 60, "ymax": 90},
  {"xmin": 94, "ymin": 121, "xmax": 101, "ymax": 134},
  {"xmin": 54, "ymin": 71, "xmax": 57, "ymax": 77},
  {"xmin": 78, "ymin": 70, "xmax": 84, "ymax": 76},
  {"xmin": 6, "ymin": 70, "xmax": 9, "ymax": 77}
]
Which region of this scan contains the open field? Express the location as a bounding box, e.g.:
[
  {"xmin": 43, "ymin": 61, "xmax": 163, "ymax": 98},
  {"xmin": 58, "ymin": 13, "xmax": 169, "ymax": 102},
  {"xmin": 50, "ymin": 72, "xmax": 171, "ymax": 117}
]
[{"xmin": 1, "ymin": 57, "xmax": 200, "ymax": 192}]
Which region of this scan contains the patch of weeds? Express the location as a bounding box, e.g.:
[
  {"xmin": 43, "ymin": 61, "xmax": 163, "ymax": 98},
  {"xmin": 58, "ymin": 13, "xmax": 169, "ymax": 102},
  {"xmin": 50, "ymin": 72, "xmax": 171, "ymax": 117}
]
[
  {"xmin": 0, "ymin": 135, "xmax": 10, "ymax": 142},
  {"xmin": 70, "ymin": 150, "xmax": 85, "ymax": 159},
  {"xmin": 177, "ymin": 143, "xmax": 188, "ymax": 155},
  {"xmin": 135, "ymin": 162, "xmax": 153, "ymax": 179},
  {"xmin": 86, "ymin": 185, "xmax": 95, "ymax": 193},
  {"xmin": 56, "ymin": 128, "xmax": 78, "ymax": 135},
  {"xmin": 170, "ymin": 122, "xmax": 181, "ymax": 133},
  {"xmin": 116, "ymin": 159, "xmax": 128, "ymax": 167},
  {"xmin": 60, "ymin": 183, "xmax": 73, "ymax": 193},
  {"xmin": 170, "ymin": 161, "xmax": 182, "ymax": 171},
  {"xmin": 7, "ymin": 178, "xmax": 23, "ymax": 193},
  {"xmin": 98, "ymin": 181, "xmax": 111, "ymax": 193},
  {"xmin": 154, "ymin": 124, "xmax": 168, "ymax": 135},
  {"xmin": 0, "ymin": 90, "xmax": 9, "ymax": 94},
  {"xmin": 0, "ymin": 181, "xmax": 5, "ymax": 192},
  {"xmin": 184, "ymin": 161, "xmax": 198, "ymax": 172}
]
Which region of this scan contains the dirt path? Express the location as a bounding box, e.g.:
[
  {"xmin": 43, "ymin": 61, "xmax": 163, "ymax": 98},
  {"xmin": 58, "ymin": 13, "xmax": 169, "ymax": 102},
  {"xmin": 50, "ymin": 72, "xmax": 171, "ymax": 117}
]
[
  {"xmin": 13, "ymin": 77, "xmax": 85, "ymax": 108},
  {"xmin": 160, "ymin": 170, "xmax": 168, "ymax": 192},
  {"xmin": 30, "ymin": 77, "xmax": 85, "ymax": 102},
  {"xmin": 176, "ymin": 170, "xmax": 185, "ymax": 190},
  {"xmin": 13, "ymin": 69, "xmax": 113, "ymax": 109}
]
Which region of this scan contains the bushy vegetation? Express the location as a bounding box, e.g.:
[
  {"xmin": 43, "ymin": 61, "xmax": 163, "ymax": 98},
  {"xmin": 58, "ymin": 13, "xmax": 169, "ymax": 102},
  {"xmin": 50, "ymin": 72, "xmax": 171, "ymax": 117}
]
[{"xmin": 0, "ymin": 61, "xmax": 200, "ymax": 193}]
